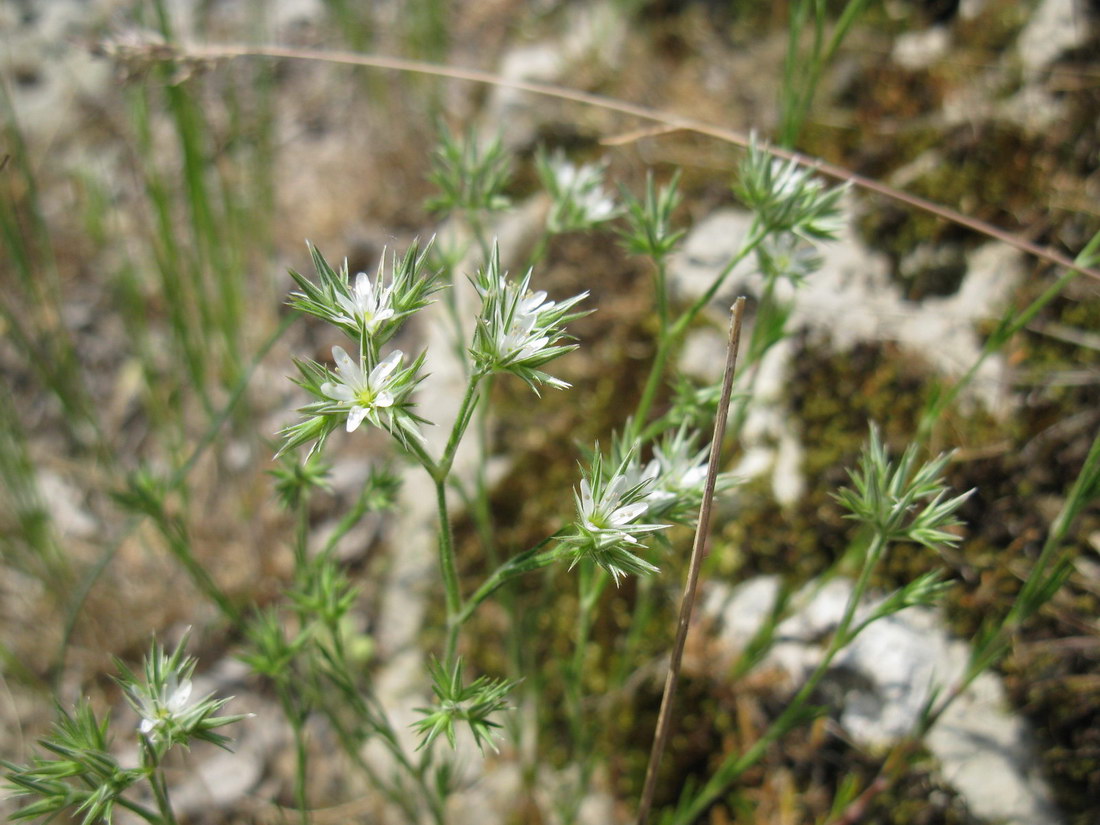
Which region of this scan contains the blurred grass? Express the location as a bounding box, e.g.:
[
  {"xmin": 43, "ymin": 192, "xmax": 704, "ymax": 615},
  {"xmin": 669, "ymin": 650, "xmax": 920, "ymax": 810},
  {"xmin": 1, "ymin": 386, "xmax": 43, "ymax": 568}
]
[{"xmin": 1, "ymin": 0, "xmax": 1098, "ymax": 822}]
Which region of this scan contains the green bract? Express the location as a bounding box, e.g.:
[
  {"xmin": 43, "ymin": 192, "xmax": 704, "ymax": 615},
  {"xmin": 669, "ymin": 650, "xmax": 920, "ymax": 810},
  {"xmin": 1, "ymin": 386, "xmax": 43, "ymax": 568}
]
[
  {"xmin": 412, "ymin": 658, "xmax": 517, "ymax": 754},
  {"xmin": 834, "ymin": 424, "xmax": 973, "ymax": 548},
  {"xmin": 288, "ymin": 240, "xmax": 442, "ymax": 345}
]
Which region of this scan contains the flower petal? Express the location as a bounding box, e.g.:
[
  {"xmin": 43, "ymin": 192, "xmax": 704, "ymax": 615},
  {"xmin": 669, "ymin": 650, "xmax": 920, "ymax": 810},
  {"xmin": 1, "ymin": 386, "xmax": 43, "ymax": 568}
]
[
  {"xmin": 580, "ymin": 479, "xmax": 594, "ymax": 517},
  {"xmin": 371, "ymin": 350, "xmax": 403, "ymax": 384},
  {"xmin": 321, "ymin": 381, "xmax": 354, "ymax": 402},
  {"xmin": 609, "ymin": 502, "xmax": 647, "ymax": 525},
  {"xmin": 332, "ymin": 346, "xmax": 364, "ymax": 385},
  {"xmin": 168, "ymin": 679, "xmax": 193, "ymax": 712},
  {"xmin": 347, "ymin": 405, "xmax": 369, "ymax": 432}
]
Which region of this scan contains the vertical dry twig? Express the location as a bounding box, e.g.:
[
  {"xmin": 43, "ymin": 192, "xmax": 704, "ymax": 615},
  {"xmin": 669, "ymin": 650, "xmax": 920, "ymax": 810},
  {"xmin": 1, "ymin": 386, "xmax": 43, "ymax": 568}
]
[{"xmin": 637, "ymin": 297, "xmax": 747, "ymax": 825}]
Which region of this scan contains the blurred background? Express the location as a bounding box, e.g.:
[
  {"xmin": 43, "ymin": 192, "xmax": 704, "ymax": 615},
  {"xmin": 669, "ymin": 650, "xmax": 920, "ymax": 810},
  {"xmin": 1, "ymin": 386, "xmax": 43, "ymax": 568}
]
[{"xmin": 1, "ymin": 1, "xmax": 1098, "ymax": 823}]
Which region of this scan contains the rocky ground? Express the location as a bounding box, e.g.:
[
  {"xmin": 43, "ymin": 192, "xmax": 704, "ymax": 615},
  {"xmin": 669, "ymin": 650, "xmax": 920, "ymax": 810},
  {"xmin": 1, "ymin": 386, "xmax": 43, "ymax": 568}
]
[{"xmin": 2, "ymin": 0, "xmax": 1098, "ymax": 823}]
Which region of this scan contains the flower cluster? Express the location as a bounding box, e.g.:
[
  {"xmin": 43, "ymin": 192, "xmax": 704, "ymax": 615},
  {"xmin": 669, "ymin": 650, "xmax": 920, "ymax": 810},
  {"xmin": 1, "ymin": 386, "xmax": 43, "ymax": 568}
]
[
  {"xmin": 561, "ymin": 447, "xmax": 667, "ymax": 585},
  {"xmin": 281, "ymin": 242, "xmax": 435, "ymax": 456},
  {"xmin": 3, "ymin": 700, "xmax": 140, "ymax": 825},
  {"xmin": 756, "ymin": 231, "xmax": 824, "ymax": 286},
  {"xmin": 537, "ymin": 149, "xmax": 619, "ymax": 233},
  {"xmin": 610, "ymin": 427, "xmax": 739, "ymax": 525},
  {"xmin": 734, "ymin": 139, "xmax": 845, "ymax": 240},
  {"xmin": 426, "ymin": 125, "xmax": 512, "ymax": 215},
  {"xmin": 619, "ymin": 169, "xmax": 685, "ymax": 261},
  {"xmin": 470, "ymin": 243, "xmax": 588, "ymax": 392},
  {"xmin": 5, "ymin": 637, "xmax": 248, "ymax": 825}
]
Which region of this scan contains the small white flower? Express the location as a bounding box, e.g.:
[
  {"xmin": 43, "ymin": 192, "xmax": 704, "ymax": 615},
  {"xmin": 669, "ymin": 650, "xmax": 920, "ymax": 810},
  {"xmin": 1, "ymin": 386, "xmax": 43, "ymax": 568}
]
[
  {"xmin": 542, "ymin": 151, "xmax": 618, "ymax": 231},
  {"xmin": 137, "ymin": 673, "xmax": 194, "ymax": 738},
  {"xmin": 470, "ymin": 243, "xmax": 587, "ymax": 391},
  {"xmin": 569, "ymin": 469, "xmax": 666, "ymax": 584},
  {"xmin": 577, "ymin": 472, "xmax": 665, "ymax": 553},
  {"xmin": 320, "ymin": 346, "xmax": 404, "ymax": 432},
  {"xmin": 496, "ymin": 289, "xmax": 556, "ymax": 362},
  {"xmin": 575, "ymin": 186, "xmax": 617, "ymax": 224},
  {"xmin": 651, "ymin": 438, "xmax": 709, "ymax": 499},
  {"xmin": 333, "ymin": 267, "xmax": 396, "ymax": 334}
]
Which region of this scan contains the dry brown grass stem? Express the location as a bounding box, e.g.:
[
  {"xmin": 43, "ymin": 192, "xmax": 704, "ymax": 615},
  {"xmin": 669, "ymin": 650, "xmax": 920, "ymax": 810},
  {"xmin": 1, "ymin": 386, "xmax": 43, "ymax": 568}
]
[
  {"xmin": 636, "ymin": 297, "xmax": 746, "ymax": 825},
  {"xmin": 125, "ymin": 40, "xmax": 1100, "ymax": 283}
]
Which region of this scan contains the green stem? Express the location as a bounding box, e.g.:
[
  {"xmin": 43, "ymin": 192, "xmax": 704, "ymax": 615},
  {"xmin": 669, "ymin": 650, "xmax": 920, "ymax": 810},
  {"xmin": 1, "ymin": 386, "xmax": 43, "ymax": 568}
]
[
  {"xmin": 436, "ymin": 479, "xmax": 463, "ymax": 663},
  {"xmin": 439, "ymin": 258, "xmax": 471, "ymax": 375},
  {"xmin": 653, "ymin": 256, "xmax": 670, "ymax": 335},
  {"xmin": 466, "ymin": 210, "xmax": 493, "ymax": 263},
  {"xmin": 115, "ymin": 796, "xmax": 166, "ymax": 825},
  {"xmin": 527, "ymin": 232, "xmax": 551, "ymax": 269},
  {"xmin": 164, "ymin": 525, "xmax": 240, "ymax": 623},
  {"xmin": 146, "ymin": 764, "xmax": 180, "ymax": 825},
  {"xmin": 917, "ymin": 268, "xmax": 1080, "ymax": 441},
  {"xmin": 679, "ymin": 531, "xmax": 885, "ymax": 822},
  {"xmin": 276, "ymin": 686, "xmax": 310, "ymax": 825},
  {"xmin": 631, "ymin": 334, "xmax": 673, "ymax": 440},
  {"xmin": 921, "ymin": 421, "xmax": 1100, "ymax": 735},
  {"xmin": 436, "ymin": 371, "xmax": 484, "ymax": 481},
  {"xmin": 671, "ymin": 219, "xmax": 766, "ymax": 341},
  {"xmin": 562, "ymin": 561, "xmax": 608, "ymax": 821},
  {"xmin": 632, "ymin": 220, "xmax": 766, "ymax": 438},
  {"xmin": 453, "ymin": 535, "xmax": 566, "ymax": 628}
]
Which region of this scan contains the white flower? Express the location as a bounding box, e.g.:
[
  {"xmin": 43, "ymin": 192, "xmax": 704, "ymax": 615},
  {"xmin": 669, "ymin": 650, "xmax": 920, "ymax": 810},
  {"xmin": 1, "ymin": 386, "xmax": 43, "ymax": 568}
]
[
  {"xmin": 496, "ymin": 289, "xmax": 555, "ymax": 362},
  {"xmin": 137, "ymin": 672, "xmax": 194, "ymax": 738},
  {"xmin": 575, "ymin": 186, "xmax": 617, "ymax": 224},
  {"xmin": 472, "ymin": 250, "xmax": 587, "ymax": 390},
  {"xmin": 577, "ymin": 473, "xmax": 665, "ymax": 555},
  {"xmin": 320, "ymin": 346, "xmax": 404, "ymax": 432},
  {"xmin": 333, "ymin": 267, "xmax": 396, "ymax": 334},
  {"xmin": 570, "ymin": 470, "xmax": 666, "ymax": 584},
  {"xmin": 541, "ymin": 151, "xmax": 618, "ymax": 231},
  {"xmin": 651, "ymin": 438, "xmax": 709, "ymax": 499}
]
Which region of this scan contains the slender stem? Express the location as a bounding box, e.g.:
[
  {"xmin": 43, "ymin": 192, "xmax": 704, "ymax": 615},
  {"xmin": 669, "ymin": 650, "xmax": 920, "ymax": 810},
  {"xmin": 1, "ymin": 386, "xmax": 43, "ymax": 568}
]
[
  {"xmin": 637, "ymin": 298, "xmax": 745, "ymax": 825},
  {"xmin": 116, "ymin": 796, "xmax": 167, "ymax": 825},
  {"xmin": 440, "ymin": 261, "xmax": 471, "ymax": 375},
  {"xmin": 293, "ymin": 490, "xmax": 311, "ymax": 571},
  {"xmin": 563, "ymin": 560, "xmax": 607, "ymax": 821},
  {"xmin": 466, "ymin": 210, "xmax": 493, "ymax": 263},
  {"xmin": 670, "ymin": 221, "xmax": 765, "ymax": 341},
  {"xmin": 631, "ymin": 224, "xmax": 765, "ymax": 439},
  {"xmin": 436, "ymin": 478, "xmax": 463, "ymax": 663},
  {"xmin": 677, "ymin": 531, "xmax": 886, "ymax": 823},
  {"xmin": 453, "ymin": 535, "xmax": 566, "ymax": 627},
  {"xmin": 653, "ymin": 257, "xmax": 670, "ymax": 335},
  {"xmin": 917, "ymin": 268, "xmax": 1079, "ymax": 441},
  {"xmin": 527, "ymin": 232, "xmax": 551, "ymax": 269},
  {"xmin": 401, "ymin": 431, "xmax": 440, "ymax": 478},
  {"xmin": 164, "ymin": 525, "xmax": 240, "ymax": 623},
  {"xmin": 631, "ymin": 334, "xmax": 673, "ymax": 439},
  {"xmin": 436, "ymin": 371, "xmax": 484, "ymax": 481},
  {"xmin": 145, "ymin": 759, "xmax": 180, "ymax": 825},
  {"xmin": 474, "ymin": 374, "xmax": 497, "ymax": 563},
  {"xmin": 276, "ymin": 686, "xmax": 310, "ymax": 825}
]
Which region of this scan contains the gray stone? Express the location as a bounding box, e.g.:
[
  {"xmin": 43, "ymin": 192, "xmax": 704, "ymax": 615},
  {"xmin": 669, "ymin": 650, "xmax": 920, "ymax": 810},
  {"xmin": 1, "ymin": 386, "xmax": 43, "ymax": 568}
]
[{"xmin": 703, "ymin": 576, "xmax": 1063, "ymax": 825}]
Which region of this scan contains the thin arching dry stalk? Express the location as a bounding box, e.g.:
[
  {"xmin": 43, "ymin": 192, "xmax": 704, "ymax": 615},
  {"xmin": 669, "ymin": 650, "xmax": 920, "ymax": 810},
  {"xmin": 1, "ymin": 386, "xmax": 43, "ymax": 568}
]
[
  {"xmin": 106, "ymin": 40, "xmax": 1100, "ymax": 283},
  {"xmin": 636, "ymin": 298, "xmax": 746, "ymax": 825}
]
